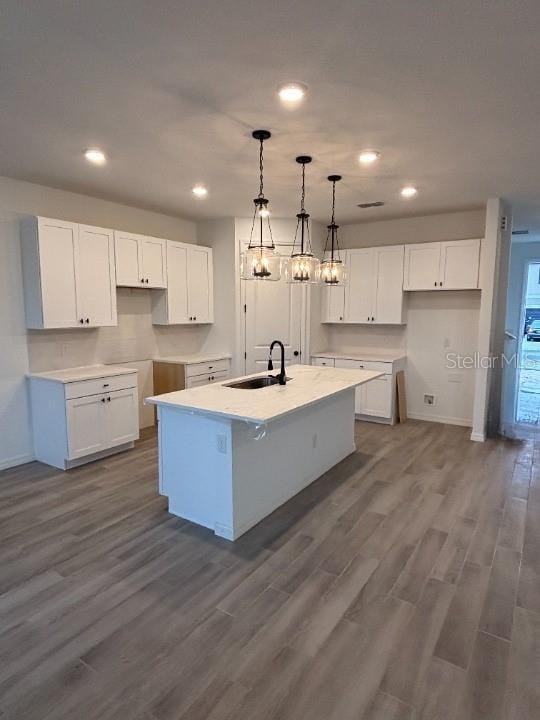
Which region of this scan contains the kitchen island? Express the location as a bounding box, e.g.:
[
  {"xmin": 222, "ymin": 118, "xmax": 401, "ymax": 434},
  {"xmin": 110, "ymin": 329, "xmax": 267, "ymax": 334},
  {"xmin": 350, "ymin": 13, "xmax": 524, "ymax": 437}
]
[{"xmin": 146, "ymin": 364, "xmax": 382, "ymax": 540}]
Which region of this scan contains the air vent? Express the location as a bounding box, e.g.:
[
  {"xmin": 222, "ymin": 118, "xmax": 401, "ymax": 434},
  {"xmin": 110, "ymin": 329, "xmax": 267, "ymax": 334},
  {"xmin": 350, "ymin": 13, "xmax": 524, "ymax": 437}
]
[
  {"xmin": 358, "ymin": 201, "xmax": 385, "ymax": 209},
  {"xmin": 512, "ymin": 229, "xmax": 529, "ymax": 235}
]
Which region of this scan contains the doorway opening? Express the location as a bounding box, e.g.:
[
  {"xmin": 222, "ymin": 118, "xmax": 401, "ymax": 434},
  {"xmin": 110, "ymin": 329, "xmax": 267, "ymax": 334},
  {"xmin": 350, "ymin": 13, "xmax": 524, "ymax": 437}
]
[{"xmin": 516, "ymin": 261, "xmax": 540, "ymax": 424}]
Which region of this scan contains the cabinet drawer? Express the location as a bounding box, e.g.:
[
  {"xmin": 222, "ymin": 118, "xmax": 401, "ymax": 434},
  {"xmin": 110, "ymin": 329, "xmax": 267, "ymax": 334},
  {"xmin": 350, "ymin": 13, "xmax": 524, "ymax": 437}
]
[
  {"xmin": 185, "ymin": 369, "xmax": 229, "ymax": 389},
  {"xmin": 185, "ymin": 358, "xmax": 230, "ymax": 378},
  {"xmin": 311, "ymin": 357, "xmax": 335, "ymax": 367},
  {"xmin": 64, "ymin": 373, "xmax": 138, "ymax": 399},
  {"xmin": 335, "ymin": 358, "xmax": 392, "ymax": 375}
]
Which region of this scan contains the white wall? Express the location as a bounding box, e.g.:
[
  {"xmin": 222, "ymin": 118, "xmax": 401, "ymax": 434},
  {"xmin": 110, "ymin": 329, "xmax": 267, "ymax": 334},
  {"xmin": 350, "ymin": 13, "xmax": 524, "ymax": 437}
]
[
  {"xmin": 0, "ymin": 177, "xmax": 203, "ymax": 467},
  {"xmin": 340, "ymin": 208, "xmax": 485, "ymax": 248},
  {"xmin": 0, "ymin": 212, "xmax": 33, "ymax": 469}
]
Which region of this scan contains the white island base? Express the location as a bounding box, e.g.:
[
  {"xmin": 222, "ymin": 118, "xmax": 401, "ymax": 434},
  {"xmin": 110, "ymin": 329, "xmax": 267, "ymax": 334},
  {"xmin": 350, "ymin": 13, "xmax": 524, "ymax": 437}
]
[{"xmin": 157, "ymin": 390, "xmax": 355, "ymax": 540}]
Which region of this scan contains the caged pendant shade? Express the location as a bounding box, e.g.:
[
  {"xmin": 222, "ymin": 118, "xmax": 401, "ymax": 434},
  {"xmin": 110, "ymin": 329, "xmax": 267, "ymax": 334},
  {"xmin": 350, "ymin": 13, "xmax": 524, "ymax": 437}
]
[
  {"xmin": 320, "ymin": 174, "xmax": 346, "ymax": 285},
  {"xmin": 284, "ymin": 156, "xmax": 320, "ymax": 284},
  {"xmin": 240, "ymin": 130, "xmax": 282, "ymax": 281}
]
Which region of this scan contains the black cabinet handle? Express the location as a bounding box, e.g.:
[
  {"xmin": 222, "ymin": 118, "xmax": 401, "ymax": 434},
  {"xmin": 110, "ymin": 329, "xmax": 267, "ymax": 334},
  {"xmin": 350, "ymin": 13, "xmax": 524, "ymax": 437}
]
[
  {"xmin": 145, "ymin": 278, "xmax": 149, "ymax": 284},
  {"xmin": 440, "ymin": 281, "xmax": 443, "ymax": 286},
  {"xmin": 434, "ymin": 281, "xmax": 437, "ymax": 287},
  {"xmin": 293, "ymin": 350, "xmax": 299, "ymax": 356},
  {"xmin": 141, "ymin": 278, "xmax": 144, "ymax": 283},
  {"xmin": 103, "ymin": 383, "xmax": 110, "ymax": 388},
  {"xmin": 85, "ymin": 318, "xmax": 90, "ymax": 324},
  {"xmin": 79, "ymin": 318, "xmax": 84, "ymax": 324},
  {"xmin": 107, "ymin": 396, "xmax": 111, "ymax": 402},
  {"xmin": 101, "ymin": 398, "xmax": 105, "ymax": 403}
]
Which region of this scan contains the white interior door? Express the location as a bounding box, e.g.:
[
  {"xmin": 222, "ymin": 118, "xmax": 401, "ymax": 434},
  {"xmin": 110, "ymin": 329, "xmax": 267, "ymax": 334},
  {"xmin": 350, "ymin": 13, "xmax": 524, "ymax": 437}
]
[
  {"xmin": 38, "ymin": 218, "xmax": 79, "ymax": 327},
  {"xmin": 105, "ymin": 388, "xmax": 139, "ymax": 447},
  {"xmin": 403, "ymin": 242, "xmax": 441, "ymax": 290},
  {"xmin": 76, "ymin": 225, "xmax": 117, "ymax": 326},
  {"xmin": 166, "ymin": 242, "xmax": 189, "ymax": 323},
  {"xmin": 345, "ymin": 248, "xmax": 375, "ymax": 322},
  {"xmin": 141, "ymin": 238, "xmax": 167, "ymax": 288},
  {"xmin": 374, "ymin": 246, "xmax": 405, "ymax": 323},
  {"xmin": 243, "ymin": 274, "xmax": 304, "ymax": 374},
  {"xmin": 66, "ymin": 395, "xmax": 106, "ymax": 459},
  {"xmin": 440, "ymin": 239, "xmax": 480, "ymax": 290},
  {"xmin": 187, "ymin": 246, "xmax": 212, "ymax": 323},
  {"xmin": 115, "ymin": 231, "xmax": 141, "ymax": 286}
]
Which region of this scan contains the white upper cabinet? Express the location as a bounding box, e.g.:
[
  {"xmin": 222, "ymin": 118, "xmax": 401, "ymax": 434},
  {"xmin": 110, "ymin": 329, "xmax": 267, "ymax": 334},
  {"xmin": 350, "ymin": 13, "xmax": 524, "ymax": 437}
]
[
  {"xmin": 374, "ymin": 245, "xmax": 406, "ymax": 323},
  {"xmin": 323, "ymin": 246, "xmax": 405, "ymax": 324},
  {"xmin": 21, "ymin": 217, "xmax": 117, "ymax": 329},
  {"xmin": 76, "ymin": 225, "xmax": 117, "ymax": 327},
  {"xmin": 403, "ymin": 242, "xmax": 441, "ymax": 290},
  {"xmin": 322, "ymin": 284, "xmax": 346, "ymax": 323},
  {"xmin": 114, "ymin": 231, "xmax": 167, "ymax": 288},
  {"xmin": 187, "ymin": 246, "xmax": 213, "ymax": 323},
  {"xmin": 404, "ymin": 238, "xmax": 480, "ymax": 290},
  {"xmin": 345, "ymin": 248, "xmax": 376, "ymax": 323},
  {"xmin": 152, "ymin": 241, "xmax": 214, "ymax": 325},
  {"xmin": 439, "ymin": 239, "xmax": 481, "ymax": 289}
]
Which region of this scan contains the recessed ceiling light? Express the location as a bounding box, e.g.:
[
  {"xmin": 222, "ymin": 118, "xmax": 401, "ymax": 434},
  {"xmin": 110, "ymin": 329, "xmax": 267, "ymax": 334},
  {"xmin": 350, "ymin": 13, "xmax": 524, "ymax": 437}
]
[
  {"xmin": 192, "ymin": 185, "xmax": 208, "ymax": 197},
  {"xmin": 401, "ymin": 185, "xmax": 418, "ymax": 198},
  {"xmin": 84, "ymin": 148, "xmax": 107, "ymax": 165},
  {"xmin": 277, "ymin": 82, "xmax": 307, "ymax": 104},
  {"xmin": 358, "ymin": 150, "xmax": 380, "ymax": 165}
]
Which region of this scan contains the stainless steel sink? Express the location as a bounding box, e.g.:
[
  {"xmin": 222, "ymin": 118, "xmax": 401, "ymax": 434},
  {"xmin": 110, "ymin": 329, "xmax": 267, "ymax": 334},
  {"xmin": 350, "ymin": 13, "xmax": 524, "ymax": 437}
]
[{"xmin": 225, "ymin": 375, "xmax": 289, "ymax": 390}]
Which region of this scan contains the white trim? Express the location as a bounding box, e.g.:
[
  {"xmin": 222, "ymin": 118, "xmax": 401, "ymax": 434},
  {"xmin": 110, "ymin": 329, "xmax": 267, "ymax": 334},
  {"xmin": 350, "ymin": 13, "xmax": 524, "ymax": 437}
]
[
  {"xmin": 470, "ymin": 431, "xmax": 486, "ymax": 442},
  {"xmin": 407, "ymin": 411, "xmax": 472, "ymax": 427},
  {"xmin": 0, "ymin": 453, "xmax": 35, "ymax": 471}
]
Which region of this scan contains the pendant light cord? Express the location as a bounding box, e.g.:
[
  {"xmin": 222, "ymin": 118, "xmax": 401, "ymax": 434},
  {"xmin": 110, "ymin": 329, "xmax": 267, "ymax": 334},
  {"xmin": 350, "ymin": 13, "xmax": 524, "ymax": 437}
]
[
  {"xmin": 300, "ymin": 162, "xmax": 306, "ymax": 213},
  {"xmin": 258, "ymin": 137, "xmax": 264, "ymax": 199},
  {"xmin": 331, "ymin": 178, "xmax": 336, "ymax": 225}
]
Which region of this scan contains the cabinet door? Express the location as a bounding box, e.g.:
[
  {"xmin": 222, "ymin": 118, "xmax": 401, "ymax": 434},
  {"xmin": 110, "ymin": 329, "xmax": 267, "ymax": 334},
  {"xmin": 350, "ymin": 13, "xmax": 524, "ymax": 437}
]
[
  {"xmin": 76, "ymin": 225, "xmax": 117, "ymax": 327},
  {"xmin": 374, "ymin": 245, "xmax": 405, "ymax": 323},
  {"xmin": 166, "ymin": 242, "xmax": 189, "ymax": 323},
  {"xmin": 141, "ymin": 237, "xmax": 167, "ymax": 288},
  {"xmin": 38, "ymin": 218, "xmax": 79, "ymax": 327},
  {"xmin": 114, "ymin": 231, "xmax": 141, "ymax": 286},
  {"xmin": 322, "ymin": 285, "xmax": 346, "ymax": 322},
  {"xmin": 105, "ymin": 388, "xmax": 139, "ymax": 448},
  {"xmin": 66, "ymin": 395, "xmax": 106, "ymax": 459},
  {"xmin": 440, "ymin": 239, "xmax": 480, "ymax": 290},
  {"xmin": 345, "ymin": 248, "xmax": 376, "ymax": 322},
  {"xmin": 361, "ymin": 376, "xmax": 392, "ymax": 417},
  {"xmin": 403, "ymin": 242, "xmax": 441, "ymax": 290},
  {"xmin": 187, "ymin": 246, "xmax": 213, "ymax": 323}
]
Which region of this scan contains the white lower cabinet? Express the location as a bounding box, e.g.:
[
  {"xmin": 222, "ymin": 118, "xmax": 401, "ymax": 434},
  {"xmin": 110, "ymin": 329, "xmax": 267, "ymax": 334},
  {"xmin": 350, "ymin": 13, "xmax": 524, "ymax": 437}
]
[
  {"xmin": 313, "ymin": 354, "xmax": 406, "ymax": 424},
  {"xmin": 29, "ymin": 367, "xmax": 139, "ymax": 470}
]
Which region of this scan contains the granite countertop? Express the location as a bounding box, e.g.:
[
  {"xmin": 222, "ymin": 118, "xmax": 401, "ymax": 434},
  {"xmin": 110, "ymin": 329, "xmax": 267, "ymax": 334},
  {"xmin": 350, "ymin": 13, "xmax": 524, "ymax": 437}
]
[
  {"xmin": 153, "ymin": 353, "xmax": 232, "ymax": 365},
  {"xmin": 27, "ymin": 364, "xmax": 138, "ymax": 384},
  {"xmin": 312, "ymin": 350, "xmax": 406, "ymax": 363},
  {"xmin": 145, "ymin": 364, "xmax": 382, "ymax": 424}
]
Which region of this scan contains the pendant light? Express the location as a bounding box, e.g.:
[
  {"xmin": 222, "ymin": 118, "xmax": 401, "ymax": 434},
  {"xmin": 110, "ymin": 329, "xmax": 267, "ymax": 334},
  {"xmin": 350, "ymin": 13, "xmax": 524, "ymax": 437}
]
[
  {"xmin": 284, "ymin": 156, "xmax": 321, "ymax": 284},
  {"xmin": 240, "ymin": 130, "xmax": 281, "ymax": 281},
  {"xmin": 320, "ymin": 174, "xmax": 346, "ymax": 285}
]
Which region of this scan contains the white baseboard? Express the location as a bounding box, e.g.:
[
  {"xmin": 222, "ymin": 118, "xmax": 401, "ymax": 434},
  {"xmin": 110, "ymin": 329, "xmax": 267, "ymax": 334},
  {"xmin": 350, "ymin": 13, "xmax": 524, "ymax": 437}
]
[
  {"xmin": 470, "ymin": 431, "xmax": 486, "ymax": 442},
  {"xmin": 406, "ymin": 411, "xmax": 472, "ymax": 428},
  {"xmin": 0, "ymin": 453, "xmax": 34, "ymax": 472}
]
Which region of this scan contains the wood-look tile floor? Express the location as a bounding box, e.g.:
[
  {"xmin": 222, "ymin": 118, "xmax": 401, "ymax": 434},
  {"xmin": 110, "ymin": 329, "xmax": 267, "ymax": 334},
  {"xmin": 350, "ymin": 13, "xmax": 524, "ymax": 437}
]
[{"xmin": 1, "ymin": 420, "xmax": 539, "ymax": 720}]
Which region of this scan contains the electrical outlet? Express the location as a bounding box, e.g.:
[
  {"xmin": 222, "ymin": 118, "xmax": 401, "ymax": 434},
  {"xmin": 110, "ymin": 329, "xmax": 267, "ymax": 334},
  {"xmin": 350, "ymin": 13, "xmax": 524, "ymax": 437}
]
[
  {"xmin": 216, "ymin": 435, "xmax": 227, "ymax": 454},
  {"xmin": 424, "ymin": 394, "xmax": 435, "ymax": 406}
]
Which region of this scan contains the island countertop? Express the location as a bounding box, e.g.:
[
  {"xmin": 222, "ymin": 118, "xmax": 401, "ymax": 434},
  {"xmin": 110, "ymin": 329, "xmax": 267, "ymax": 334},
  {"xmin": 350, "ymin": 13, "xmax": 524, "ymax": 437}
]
[{"xmin": 145, "ymin": 364, "xmax": 382, "ymax": 424}]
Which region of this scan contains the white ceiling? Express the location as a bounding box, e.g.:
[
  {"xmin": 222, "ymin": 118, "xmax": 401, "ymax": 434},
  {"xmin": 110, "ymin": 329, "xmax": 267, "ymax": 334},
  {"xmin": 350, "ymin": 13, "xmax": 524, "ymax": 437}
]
[{"xmin": 1, "ymin": 1, "xmax": 540, "ymax": 229}]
